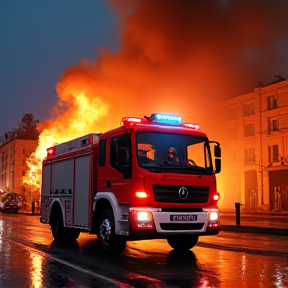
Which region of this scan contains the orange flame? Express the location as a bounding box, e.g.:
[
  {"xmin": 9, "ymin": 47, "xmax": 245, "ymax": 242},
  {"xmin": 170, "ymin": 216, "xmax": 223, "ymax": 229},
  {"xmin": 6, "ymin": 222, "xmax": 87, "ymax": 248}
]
[{"xmin": 23, "ymin": 86, "xmax": 111, "ymax": 189}]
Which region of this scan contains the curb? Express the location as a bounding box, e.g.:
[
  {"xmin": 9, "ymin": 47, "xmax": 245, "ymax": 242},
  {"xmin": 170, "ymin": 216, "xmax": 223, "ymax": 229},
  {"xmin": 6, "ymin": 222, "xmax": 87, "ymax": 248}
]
[{"xmin": 221, "ymin": 225, "xmax": 288, "ymax": 236}]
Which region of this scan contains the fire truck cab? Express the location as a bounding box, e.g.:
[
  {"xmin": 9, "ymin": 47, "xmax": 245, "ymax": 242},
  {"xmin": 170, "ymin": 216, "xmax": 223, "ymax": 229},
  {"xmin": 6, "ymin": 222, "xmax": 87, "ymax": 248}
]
[{"xmin": 40, "ymin": 113, "xmax": 221, "ymax": 254}]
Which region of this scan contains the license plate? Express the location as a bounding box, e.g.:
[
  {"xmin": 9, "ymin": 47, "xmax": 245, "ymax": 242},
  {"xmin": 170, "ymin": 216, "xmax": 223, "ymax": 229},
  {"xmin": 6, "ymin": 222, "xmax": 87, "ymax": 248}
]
[{"xmin": 170, "ymin": 215, "xmax": 197, "ymax": 221}]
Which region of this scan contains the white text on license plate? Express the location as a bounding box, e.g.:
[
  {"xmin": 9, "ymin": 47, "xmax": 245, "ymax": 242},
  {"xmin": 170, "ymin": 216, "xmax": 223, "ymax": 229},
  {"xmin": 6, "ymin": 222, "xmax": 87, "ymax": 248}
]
[{"xmin": 170, "ymin": 215, "xmax": 197, "ymax": 221}]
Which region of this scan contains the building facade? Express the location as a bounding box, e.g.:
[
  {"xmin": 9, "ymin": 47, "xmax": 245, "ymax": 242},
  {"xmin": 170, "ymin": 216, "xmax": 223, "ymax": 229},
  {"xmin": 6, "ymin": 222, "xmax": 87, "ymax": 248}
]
[
  {"xmin": 219, "ymin": 79, "xmax": 288, "ymax": 211},
  {"xmin": 0, "ymin": 138, "xmax": 38, "ymax": 206}
]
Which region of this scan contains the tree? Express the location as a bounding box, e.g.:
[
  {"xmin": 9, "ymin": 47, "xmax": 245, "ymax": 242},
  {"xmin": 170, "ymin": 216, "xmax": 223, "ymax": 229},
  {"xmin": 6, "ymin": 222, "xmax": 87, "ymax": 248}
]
[
  {"xmin": 0, "ymin": 113, "xmax": 40, "ymax": 144},
  {"xmin": 15, "ymin": 113, "xmax": 40, "ymax": 140}
]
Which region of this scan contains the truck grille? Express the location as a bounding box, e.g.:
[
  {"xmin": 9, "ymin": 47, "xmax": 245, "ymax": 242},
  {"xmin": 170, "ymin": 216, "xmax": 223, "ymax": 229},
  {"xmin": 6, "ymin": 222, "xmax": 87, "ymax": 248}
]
[
  {"xmin": 160, "ymin": 223, "xmax": 204, "ymax": 230},
  {"xmin": 153, "ymin": 185, "xmax": 209, "ymax": 203}
]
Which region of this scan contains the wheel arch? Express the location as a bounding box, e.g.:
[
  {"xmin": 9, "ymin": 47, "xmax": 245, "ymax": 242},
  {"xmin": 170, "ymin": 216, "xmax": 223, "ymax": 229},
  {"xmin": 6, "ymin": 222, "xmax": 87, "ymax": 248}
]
[{"xmin": 92, "ymin": 192, "xmax": 129, "ymax": 234}]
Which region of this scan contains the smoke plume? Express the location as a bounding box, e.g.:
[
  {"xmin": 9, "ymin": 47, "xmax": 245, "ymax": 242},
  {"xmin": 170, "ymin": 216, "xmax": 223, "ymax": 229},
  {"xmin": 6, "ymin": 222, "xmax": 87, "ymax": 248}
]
[{"xmin": 41, "ymin": 0, "xmax": 288, "ymax": 137}]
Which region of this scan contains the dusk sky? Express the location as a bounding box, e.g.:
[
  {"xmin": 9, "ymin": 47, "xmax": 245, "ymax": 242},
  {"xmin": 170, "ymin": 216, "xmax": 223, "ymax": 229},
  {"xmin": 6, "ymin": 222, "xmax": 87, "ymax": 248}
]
[
  {"xmin": 1, "ymin": 0, "xmax": 288, "ymax": 138},
  {"xmin": 0, "ymin": 0, "xmax": 119, "ymax": 136}
]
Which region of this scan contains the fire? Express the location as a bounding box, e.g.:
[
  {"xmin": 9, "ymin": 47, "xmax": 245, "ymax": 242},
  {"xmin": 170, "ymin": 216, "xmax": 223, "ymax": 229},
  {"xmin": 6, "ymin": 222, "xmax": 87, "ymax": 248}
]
[
  {"xmin": 22, "ymin": 0, "xmax": 286, "ymax": 194},
  {"xmin": 23, "ymin": 90, "xmax": 110, "ymax": 190}
]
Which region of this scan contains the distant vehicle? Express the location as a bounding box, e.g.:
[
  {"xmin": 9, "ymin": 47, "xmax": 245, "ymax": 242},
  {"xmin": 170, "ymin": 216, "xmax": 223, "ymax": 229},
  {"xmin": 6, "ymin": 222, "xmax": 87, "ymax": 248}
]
[{"xmin": 0, "ymin": 192, "xmax": 23, "ymax": 213}]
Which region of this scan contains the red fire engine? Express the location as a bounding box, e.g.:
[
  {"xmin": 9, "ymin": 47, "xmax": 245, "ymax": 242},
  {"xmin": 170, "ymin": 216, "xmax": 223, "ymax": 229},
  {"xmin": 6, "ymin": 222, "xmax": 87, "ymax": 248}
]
[{"xmin": 40, "ymin": 113, "xmax": 221, "ymax": 254}]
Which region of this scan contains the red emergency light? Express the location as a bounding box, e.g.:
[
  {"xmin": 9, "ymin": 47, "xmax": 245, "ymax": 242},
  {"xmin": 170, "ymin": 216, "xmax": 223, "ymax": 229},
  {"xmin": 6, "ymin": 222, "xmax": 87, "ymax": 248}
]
[
  {"xmin": 182, "ymin": 123, "xmax": 200, "ymax": 130},
  {"xmin": 121, "ymin": 117, "xmax": 142, "ymax": 126},
  {"xmin": 46, "ymin": 147, "xmax": 56, "ymax": 157}
]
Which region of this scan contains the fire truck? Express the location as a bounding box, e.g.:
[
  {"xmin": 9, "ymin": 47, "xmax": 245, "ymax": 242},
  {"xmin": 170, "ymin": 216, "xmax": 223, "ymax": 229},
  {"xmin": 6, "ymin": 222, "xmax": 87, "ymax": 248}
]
[{"xmin": 40, "ymin": 113, "xmax": 221, "ymax": 254}]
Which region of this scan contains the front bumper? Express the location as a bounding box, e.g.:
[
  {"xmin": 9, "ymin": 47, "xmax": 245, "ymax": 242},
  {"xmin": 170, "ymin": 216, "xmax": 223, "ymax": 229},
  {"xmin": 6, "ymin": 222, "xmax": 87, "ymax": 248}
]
[{"xmin": 128, "ymin": 207, "xmax": 220, "ymax": 240}]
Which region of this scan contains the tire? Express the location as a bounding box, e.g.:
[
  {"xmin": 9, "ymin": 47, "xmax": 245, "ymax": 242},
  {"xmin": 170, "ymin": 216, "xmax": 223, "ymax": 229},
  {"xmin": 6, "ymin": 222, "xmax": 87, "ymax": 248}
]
[
  {"xmin": 167, "ymin": 235, "xmax": 199, "ymax": 251},
  {"xmin": 98, "ymin": 209, "xmax": 126, "ymax": 254},
  {"xmin": 50, "ymin": 208, "xmax": 80, "ymax": 241},
  {"xmin": 65, "ymin": 227, "xmax": 81, "ymax": 241}
]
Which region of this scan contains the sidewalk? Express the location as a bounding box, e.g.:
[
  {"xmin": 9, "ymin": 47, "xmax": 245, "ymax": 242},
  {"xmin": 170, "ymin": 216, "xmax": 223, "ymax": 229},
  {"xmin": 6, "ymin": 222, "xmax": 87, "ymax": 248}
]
[{"xmin": 220, "ymin": 209, "xmax": 288, "ymax": 236}]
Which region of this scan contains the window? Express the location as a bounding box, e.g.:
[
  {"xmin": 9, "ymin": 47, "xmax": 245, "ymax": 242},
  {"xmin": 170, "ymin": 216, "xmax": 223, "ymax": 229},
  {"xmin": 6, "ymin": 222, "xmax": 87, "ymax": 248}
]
[
  {"xmin": 268, "ymin": 118, "xmax": 279, "ymax": 132},
  {"xmin": 110, "ymin": 134, "xmax": 132, "ymax": 174},
  {"xmin": 244, "ymin": 123, "xmax": 255, "ymax": 137},
  {"xmin": 267, "ymin": 95, "xmax": 278, "ymax": 110},
  {"xmin": 22, "ymin": 171, "xmax": 26, "ymax": 176},
  {"xmin": 226, "ymin": 106, "xmax": 237, "ymax": 121},
  {"xmin": 135, "ymin": 132, "xmax": 213, "ymax": 173},
  {"xmin": 244, "ymin": 148, "xmax": 255, "ymax": 165},
  {"xmin": 243, "ymin": 102, "xmax": 255, "ymax": 117},
  {"xmin": 268, "ymin": 145, "xmax": 279, "ymax": 162}
]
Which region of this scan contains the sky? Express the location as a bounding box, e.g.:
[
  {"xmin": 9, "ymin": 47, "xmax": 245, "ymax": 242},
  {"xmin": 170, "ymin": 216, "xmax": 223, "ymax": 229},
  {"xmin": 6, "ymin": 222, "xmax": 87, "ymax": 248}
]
[
  {"xmin": 0, "ymin": 0, "xmax": 120, "ymax": 136},
  {"xmin": 1, "ymin": 0, "xmax": 288, "ymax": 139}
]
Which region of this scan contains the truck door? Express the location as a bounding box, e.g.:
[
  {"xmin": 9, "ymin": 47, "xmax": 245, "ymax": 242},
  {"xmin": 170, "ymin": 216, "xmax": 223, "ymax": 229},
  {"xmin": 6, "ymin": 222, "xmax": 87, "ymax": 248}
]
[{"xmin": 106, "ymin": 133, "xmax": 133, "ymax": 203}]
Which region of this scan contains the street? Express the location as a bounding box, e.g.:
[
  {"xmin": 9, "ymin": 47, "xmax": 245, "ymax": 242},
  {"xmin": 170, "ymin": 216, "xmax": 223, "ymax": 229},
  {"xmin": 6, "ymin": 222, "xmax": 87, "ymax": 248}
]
[{"xmin": 0, "ymin": 213, "xmax": 287, "ymax": 288}]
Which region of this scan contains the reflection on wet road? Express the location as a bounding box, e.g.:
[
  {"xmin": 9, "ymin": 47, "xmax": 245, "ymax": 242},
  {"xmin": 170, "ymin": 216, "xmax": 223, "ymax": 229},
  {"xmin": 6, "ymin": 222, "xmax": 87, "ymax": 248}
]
[{"xmin": 0, "ymin": 214, "xmax": 287, "ymax": 287}]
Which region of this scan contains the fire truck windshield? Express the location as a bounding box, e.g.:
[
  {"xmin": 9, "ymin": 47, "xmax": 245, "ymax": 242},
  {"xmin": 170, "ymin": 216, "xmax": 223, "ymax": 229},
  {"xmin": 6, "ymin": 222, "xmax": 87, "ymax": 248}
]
[{"xmin": 136, "ymin": 132, "xmax": 213, "ymax": 174}]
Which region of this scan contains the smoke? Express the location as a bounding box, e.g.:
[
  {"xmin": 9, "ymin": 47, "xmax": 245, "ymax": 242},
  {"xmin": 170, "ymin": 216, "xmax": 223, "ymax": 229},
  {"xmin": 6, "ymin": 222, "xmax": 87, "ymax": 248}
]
[{"xmin": 41, "ymin": 0, "xmax": 288, "ymax": 136}]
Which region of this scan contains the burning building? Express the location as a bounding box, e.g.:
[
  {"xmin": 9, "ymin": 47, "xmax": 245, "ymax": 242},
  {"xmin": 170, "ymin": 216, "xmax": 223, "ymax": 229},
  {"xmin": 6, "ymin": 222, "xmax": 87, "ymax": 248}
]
[{"xmin": 219, "ymin": 77, "xmax": 288, "ymax": 211}]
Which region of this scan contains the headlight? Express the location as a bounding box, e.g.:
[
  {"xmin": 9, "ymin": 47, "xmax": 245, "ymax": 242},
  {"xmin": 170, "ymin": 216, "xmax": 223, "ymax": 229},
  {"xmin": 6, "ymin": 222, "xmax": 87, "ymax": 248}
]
[
  {"xmin": 210, "ymin": 211, "xmax": 219, "ymax": 221},
  {"xmin": 129, "ymin": 210, "xmax": 155, "ymax": 230}
]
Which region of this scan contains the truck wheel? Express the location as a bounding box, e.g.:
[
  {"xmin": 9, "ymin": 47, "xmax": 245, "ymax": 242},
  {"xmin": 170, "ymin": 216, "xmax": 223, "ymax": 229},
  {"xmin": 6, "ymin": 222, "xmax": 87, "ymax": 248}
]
[
  {"xmin": 63, "ymin": 227, "xmax": 80, "ymax": 241},
  {"xmin": 50, "ymin": 208, "xmax": 80, "ymax": 241},
  {"xmin": 98, "ymin": 209, "xmax": 126, "ymax": 254},
  {"xmin": 51, "ymin": 208, "xmax": 65, "ymax": 241},
  {"xmin": 167, "ymin": 235, "xmax": 199, "ymax": 251}
]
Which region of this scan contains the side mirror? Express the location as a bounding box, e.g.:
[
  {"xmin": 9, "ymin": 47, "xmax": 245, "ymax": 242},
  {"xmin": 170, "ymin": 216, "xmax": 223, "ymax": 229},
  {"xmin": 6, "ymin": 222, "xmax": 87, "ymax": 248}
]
[
  {"xmin": 215, "ymin": 158, "xmax": 221, "ymax": 173},
  {"xmin": 214, "ymin": 145, "xmax": 221, "ymax": 158}
]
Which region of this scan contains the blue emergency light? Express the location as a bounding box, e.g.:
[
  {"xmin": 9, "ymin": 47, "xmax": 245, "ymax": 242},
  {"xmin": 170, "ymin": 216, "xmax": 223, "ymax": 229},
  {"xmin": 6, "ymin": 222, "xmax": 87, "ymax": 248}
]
[{"xmin": 151, "ymin": 113, "xmax": 182, "ymax": 125}]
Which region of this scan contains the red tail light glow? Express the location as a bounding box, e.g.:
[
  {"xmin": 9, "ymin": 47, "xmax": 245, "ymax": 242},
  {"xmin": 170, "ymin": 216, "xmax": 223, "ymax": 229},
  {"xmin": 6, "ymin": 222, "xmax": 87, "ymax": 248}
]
[{"xmin": 183, "ymin": 123, "xmax": 200, "ymax": 129}]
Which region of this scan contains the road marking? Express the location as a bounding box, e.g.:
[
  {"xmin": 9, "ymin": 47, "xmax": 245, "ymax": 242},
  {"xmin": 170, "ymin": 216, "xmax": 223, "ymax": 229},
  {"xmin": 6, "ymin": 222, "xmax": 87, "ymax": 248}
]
[{"xmin": 5, "ymin": 237, "xmax": 132, "ymax": 288}]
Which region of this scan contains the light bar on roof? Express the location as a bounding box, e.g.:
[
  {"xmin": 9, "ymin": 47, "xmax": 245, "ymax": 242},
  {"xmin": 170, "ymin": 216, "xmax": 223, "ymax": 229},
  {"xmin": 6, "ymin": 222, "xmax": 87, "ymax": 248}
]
[{"xmin": 151, "ymin": 113, "xmax": 182, "ymax": 125}]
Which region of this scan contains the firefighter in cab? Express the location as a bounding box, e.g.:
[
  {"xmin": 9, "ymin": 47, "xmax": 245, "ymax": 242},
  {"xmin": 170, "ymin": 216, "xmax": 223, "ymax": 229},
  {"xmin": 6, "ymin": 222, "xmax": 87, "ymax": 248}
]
[{"xmin": 167, "ymin": 147, "xmax": 179, "ymax": 165}]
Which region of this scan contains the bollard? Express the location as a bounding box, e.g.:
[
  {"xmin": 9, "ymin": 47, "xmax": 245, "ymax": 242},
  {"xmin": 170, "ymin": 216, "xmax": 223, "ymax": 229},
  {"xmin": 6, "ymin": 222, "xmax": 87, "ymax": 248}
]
[{"xmin": 235, "ymin": 202, "xmax": 241, "ymax": 226}]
